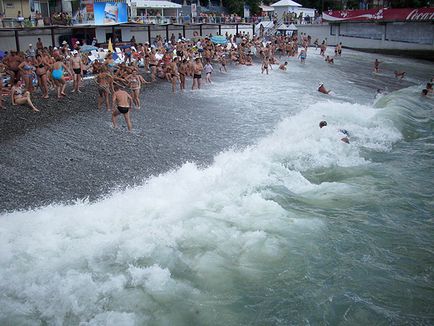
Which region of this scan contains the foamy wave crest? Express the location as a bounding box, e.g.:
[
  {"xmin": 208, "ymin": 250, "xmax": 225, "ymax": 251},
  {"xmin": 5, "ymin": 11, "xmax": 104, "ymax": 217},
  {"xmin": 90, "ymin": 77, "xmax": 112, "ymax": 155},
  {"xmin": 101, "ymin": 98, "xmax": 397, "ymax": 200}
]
[{"xmin": 0, "ymin": 99, "xmax": 401, "ymax": 324}]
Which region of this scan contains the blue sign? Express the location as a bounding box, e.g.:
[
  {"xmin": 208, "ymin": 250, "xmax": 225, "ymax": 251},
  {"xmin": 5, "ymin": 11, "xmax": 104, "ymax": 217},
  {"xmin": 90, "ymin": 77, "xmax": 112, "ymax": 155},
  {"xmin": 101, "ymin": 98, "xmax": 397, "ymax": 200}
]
[{"xmin": 94, "ymin": 2, "xmax": 128, "ymax": 25}]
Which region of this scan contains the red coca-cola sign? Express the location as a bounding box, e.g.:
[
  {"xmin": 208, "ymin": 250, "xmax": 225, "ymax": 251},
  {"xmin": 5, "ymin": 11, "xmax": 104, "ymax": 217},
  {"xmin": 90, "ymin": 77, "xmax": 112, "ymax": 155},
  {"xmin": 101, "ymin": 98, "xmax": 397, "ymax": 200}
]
[{"xmin": 323, "ymin": 7, "xmax": 434, "ymax": 22}]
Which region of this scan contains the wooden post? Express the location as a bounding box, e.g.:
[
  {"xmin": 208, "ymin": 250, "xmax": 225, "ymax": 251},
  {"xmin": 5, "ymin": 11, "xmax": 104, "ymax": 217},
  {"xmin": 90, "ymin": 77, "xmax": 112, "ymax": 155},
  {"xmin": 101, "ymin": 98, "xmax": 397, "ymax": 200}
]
[
  {"xmin": 147, "ymin": 25, "xmax": 151, "ymax": 44},
  {"xmin": 236, "ymin": 24, "xmax": 239, "ymax": 34},
  {"xmin": 252, "ymin": 23, "xmax": 255, "ymax": 36},
  {"xmin": 50, "ymin": 27, "xmax": 55, "ymax": 47},
  {"xmin": 111, "ymin": 25, "xmax": 115, "ymax": 45},
  {"xmin": 166, "ymin": 24, "xmax": 169, "ymax": 42},
  {"xmin": 218, "ymin": 24, "xmax": 221, "ymax": 35},
  {"xmin": 182, "ymin": 24, "xmax": 186, "ymax": 38},
  {"xmin": 199, "ymin": 24, "xmax": 202, "ymax": 36},
  {"xmin": 14, "ymin": 30, "xmax": 20, "ymax": 52}
]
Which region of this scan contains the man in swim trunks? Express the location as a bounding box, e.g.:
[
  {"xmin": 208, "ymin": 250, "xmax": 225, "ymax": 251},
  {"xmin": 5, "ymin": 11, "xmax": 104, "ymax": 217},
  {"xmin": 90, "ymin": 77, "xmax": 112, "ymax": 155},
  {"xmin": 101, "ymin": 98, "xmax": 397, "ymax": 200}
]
[
  {"xmin": 394, "ymin": 71, "xmax": 406, "ymax": 80},
  {"xmin": 192, "ymin": 57, "xmax": 203, "ymax": 90},
  {"xmin": 70, "ymin": 50, "xmax": 83, "ymax": 93},
  {"xmin": 112, "ymin": 85, "xmax": 133, "ymax": 131}
]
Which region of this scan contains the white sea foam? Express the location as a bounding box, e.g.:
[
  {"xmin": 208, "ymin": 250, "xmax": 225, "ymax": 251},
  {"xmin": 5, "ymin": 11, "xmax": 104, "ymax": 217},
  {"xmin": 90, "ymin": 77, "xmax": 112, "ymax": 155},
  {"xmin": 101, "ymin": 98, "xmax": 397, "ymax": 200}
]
[{"xmin": 0, "ymin": 90, "xmax": 402, "ymax": 324}]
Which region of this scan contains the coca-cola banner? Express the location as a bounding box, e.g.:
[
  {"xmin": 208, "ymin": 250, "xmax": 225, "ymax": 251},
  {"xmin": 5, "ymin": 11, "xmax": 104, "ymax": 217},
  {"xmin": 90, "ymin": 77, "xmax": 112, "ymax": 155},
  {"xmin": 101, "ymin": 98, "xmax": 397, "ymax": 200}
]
[{"xmin": 323, "ymin": 8, "xmax": 434, "ymax": 22}]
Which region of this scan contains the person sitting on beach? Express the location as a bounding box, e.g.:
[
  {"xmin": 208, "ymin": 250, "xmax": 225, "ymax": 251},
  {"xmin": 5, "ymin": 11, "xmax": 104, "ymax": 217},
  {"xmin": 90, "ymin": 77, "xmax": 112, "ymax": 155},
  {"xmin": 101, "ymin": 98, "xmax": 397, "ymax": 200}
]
[
  {"xmin": 318, "ymin": 82, "xmax": 331, "ymax": 95},
  {"xmin": 112, "ymin": 85, "xmax": 133, "ymax": 131},
  {"xmin": 192, "ymin": 58, "xmax": 203, "ymax": 90},
  {"xmin": 394, "ymin": 71, "xmax": 406, "ymax": 80},
  {"xmin": 279, "ymin": 62, "xmax": 288, "ymax": 71},
  {"xmin": 325, "ymin": 55, "xmax": 334, "ymax": 64},
  {"xmin": 10, "ymin": 79, "xmax": 39, "ymax": 112}
]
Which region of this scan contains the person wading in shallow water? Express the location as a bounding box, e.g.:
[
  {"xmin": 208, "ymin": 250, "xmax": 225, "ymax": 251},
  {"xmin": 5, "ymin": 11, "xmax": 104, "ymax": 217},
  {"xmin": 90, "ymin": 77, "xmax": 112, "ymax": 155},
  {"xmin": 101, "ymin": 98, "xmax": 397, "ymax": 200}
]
[{"xmin": 112, "ymin": 85, "xmax": 133, "ymax": 131}]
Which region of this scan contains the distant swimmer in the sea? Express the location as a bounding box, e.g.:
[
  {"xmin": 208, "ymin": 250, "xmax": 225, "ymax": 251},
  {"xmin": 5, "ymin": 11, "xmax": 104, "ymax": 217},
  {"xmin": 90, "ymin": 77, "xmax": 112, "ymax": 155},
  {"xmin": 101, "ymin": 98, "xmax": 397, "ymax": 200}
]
[
  {"xmin": 426, "ymin": 82, "xmax": 433, "ymax": 94},
  {"xmin": 394, "ymin": 71, "xmax": 406, "ymax": 80},
  {"xmin": 325, "ymin": 55, "xmax": 334, "ymax": 64},
  {"xmin": 373, "ymin": 59, "xmax": 382, "ymax": 73},
  {"xmin": 319, "ymin": 120, "xmax": 350, "ymax": 144},
  {"xmin": 279, "ymin": 62, "xmax": 288, "ymax": 71},
  {"xmin": 112, "ymin": 85, "xmax": 133, "ymax": 131},
  {"xmin": 421, "ymin": 89, "xmax": 428, "ymax": 97},
  {"xmin": 318, "ymin": 83, "xmax": 331, "ymax": 95}
]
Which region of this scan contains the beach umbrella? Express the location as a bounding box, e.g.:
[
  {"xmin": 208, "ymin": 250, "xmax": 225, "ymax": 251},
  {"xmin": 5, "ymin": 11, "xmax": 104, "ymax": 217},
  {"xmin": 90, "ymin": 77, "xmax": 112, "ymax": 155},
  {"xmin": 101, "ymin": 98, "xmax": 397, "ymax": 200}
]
[
  {"xmin": 79, "ymin": 45, "xmax": 98, "ymax": 53},
  {"xmin": 108, "ymin": 38, "xmax": 114, "ymax": 52},
  {"xmin": 211, "ymin": 35, "xmax": 227, "ymax": 45}
]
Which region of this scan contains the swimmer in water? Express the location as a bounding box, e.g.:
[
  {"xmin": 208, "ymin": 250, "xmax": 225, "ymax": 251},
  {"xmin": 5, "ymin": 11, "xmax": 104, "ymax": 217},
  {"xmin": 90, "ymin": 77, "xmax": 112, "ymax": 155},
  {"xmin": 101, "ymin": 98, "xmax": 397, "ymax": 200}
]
[
  {"xmin": 112, "ymin": 85, "xmax": 133, "ymax": 131},
  {"xmin": 279, "ymin": 62, "xmax": 288, "ymax": 71},
  {"xmin": 374, "ymin": 59, "xmax": 382, "ymax": 73},
  {"xmin": 319, "ymin": 120, "xmax": 350, "ymax": 144},
  {"xmin": 426, "ymin": 82, "xmax": 432, "ymax": 94},
  {"xmin": 421, "ymin": 89, "xmax": 428, "ymax": 96},
  {"xmin": 325, "ymin": 55, "xmax": 334, "ymax": 64},
  {"xmin": 318, "ymin": 83, "xmax": 331, "ymax": 95},
  {"xmin": 394, "ymin": 71, "xmax": 406, "ymax": 80}
]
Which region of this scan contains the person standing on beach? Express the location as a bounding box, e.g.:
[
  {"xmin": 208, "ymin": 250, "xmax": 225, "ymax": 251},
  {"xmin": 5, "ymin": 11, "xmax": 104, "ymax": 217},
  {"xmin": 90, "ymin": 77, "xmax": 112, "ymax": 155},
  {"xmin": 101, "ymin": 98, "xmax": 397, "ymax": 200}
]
[
  {"xmin": 126, "ymin": 69, "xmax": 147, "ymax": 108},
  {"xmin": 51, "ymin": 57, "xmax": 70, "ymax": 99},
  {"xmin": 70, "ymin": 50, "xmax": 83, "ymax": 93},
  {"xmin": 169, "ymin": 57, "xmax": 180, "ymax": 93},
  {"xmin": 178, "ymin": 59, "xmax": 188, "ymax": 91},
  {"xmin": 96, "ymin": 66, "xmax": 114, "ymax": 111},
  {"xmin": 192, "ymin": 58, "xmax": 203, "ymax": 90},
  {"xmin": 112, "ymin": 85, "xmax": 133, "ymax": 131}
]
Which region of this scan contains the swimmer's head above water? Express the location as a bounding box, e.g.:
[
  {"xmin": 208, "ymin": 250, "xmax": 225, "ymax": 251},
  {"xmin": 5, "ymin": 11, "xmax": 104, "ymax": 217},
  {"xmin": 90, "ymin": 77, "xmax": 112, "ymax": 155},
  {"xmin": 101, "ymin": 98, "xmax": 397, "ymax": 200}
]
[{"xmin": 319, "ymin": 121, "xmax": 327, "ymax": 128}]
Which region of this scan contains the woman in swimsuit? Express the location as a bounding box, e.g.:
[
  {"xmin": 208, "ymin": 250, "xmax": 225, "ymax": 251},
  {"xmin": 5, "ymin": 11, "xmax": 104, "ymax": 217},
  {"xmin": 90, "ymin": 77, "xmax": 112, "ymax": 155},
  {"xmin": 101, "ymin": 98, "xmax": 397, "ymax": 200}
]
[
  {"xmin": 51, "ymin": 57, "xmax": 70, "ymax": 98},
  {"xmin": 126, "ymin": 69, "xmax": 147, "ymax": 108},
  {"xmin": 96, "ymin": 66, "xmax": 114, "ymax": 111},
  {"xmin": 149, "ymin": 49, "xmax": 158, "ymax": 82},
  {"xmin": 178, "ymin": 59, "xmax": 188, "ymax": 91},
  {"xmin": 11, "ymin": 79, "xmax": 38, "ymax": 112},
  {"xmin": 35, "ymin": 54, "xmax": 49, "ymax": 98},
  {"xmin": 18, "ymin": 56, "xmax": 35, "ymax": 93}
]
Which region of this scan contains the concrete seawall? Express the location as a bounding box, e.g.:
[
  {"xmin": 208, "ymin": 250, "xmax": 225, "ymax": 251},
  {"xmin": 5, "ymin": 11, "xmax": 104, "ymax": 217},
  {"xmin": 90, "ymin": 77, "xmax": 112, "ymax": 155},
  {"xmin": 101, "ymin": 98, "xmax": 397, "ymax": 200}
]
[
  {"xmin": 0, "ymin": 24, "xmax": 254, "ymax": 52},
  {"xmin": 297, "ymin": 23, "xmax": 434, "ymax": 60}
]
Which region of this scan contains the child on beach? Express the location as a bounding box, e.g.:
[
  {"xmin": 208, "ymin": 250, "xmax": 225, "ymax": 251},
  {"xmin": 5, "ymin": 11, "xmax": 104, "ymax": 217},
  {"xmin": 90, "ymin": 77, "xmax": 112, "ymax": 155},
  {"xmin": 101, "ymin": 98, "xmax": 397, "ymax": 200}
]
[{"xmin": 204, "ymin": 60, "xmax": 214, "ymax": 84}]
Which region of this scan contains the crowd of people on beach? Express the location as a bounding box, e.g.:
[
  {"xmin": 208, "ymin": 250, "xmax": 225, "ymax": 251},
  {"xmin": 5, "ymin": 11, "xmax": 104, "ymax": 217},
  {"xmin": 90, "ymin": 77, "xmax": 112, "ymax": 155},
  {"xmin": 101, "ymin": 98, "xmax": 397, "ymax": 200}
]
[{"xmin": 0, "ymin": 28, "xmax": 431, "ymax": 131}]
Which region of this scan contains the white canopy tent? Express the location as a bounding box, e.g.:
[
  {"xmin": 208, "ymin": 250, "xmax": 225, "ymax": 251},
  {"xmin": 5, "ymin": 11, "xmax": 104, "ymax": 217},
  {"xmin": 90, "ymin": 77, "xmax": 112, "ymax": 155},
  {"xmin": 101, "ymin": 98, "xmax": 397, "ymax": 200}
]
[
  {"xmin": 271, "ymin": 0, "xmax": 302, "ymax": 19},
  {"xmin": 129, "ymin": 0, "xmax": 182, "ymax": 17}
]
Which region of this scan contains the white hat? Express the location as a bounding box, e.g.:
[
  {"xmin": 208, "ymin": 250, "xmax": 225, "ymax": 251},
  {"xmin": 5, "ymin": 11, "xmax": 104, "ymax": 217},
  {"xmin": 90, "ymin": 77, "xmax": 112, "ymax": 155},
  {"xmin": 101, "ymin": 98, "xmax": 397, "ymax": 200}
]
[
  {"xmin": 76, "ymin": 41, "xmax": 80, "ymax": 44},
  {"xmin": 62, "ymin": 40, "xmax": 67, "ymax": 45},
  {"xmin": 53, "ymin": 47, "xmax": 58, "ymax": 50},
  {"xmin": 72, "ymin": 50, "xmax": 78, "ymax": 55},
  {"xmin": 29, "ymin": 43, "xmax": 32, "ymax": 46}
]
